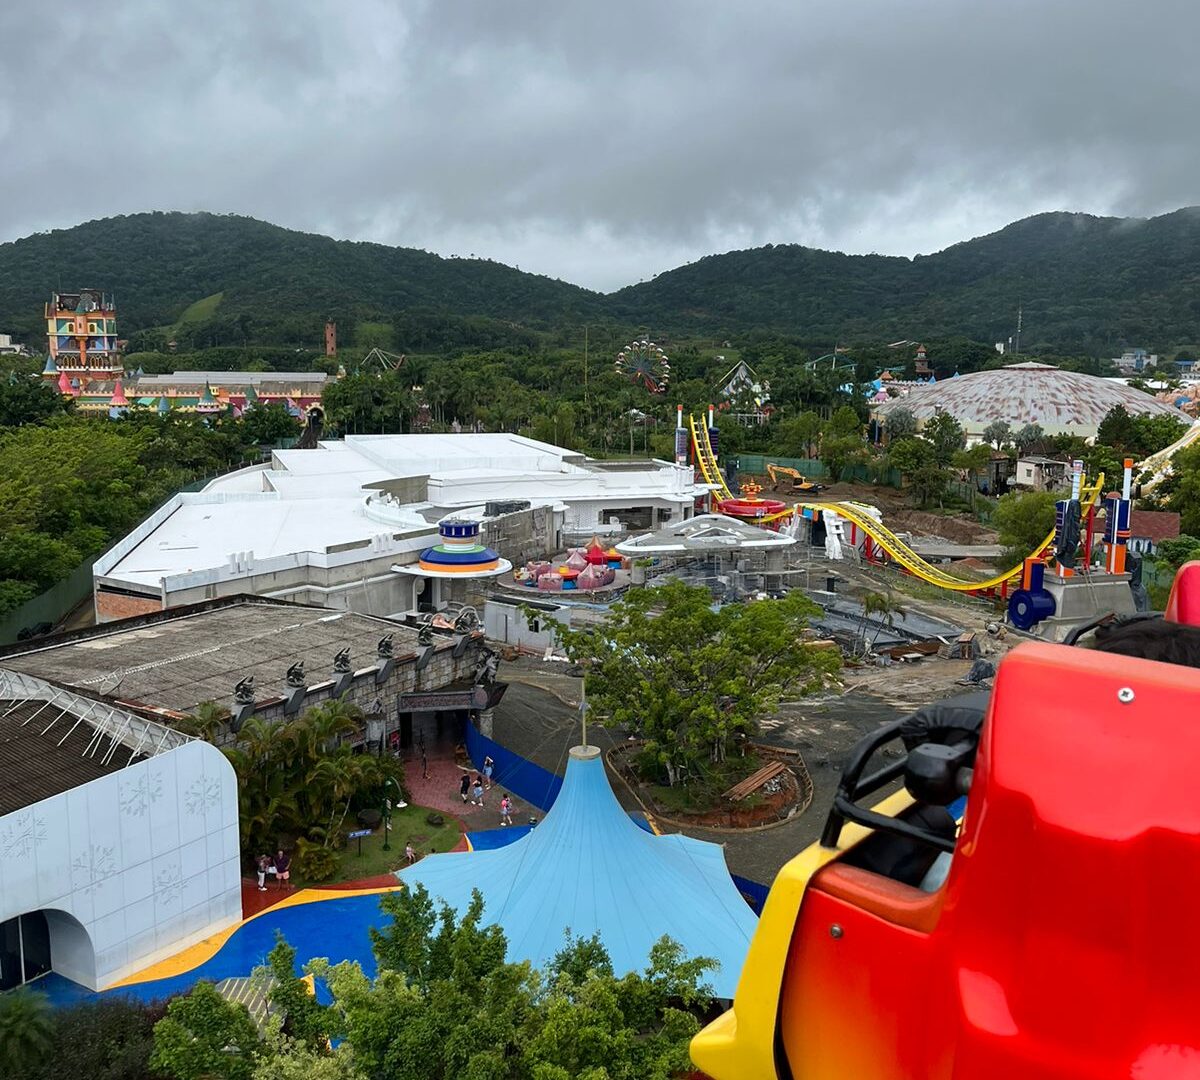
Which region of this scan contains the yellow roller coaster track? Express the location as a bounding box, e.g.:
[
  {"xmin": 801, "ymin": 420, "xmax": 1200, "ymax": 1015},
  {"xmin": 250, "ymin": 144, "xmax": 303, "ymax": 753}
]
[{"xmin": 688, "ymin": 413, "xmax": 1105, "ymax": 594}]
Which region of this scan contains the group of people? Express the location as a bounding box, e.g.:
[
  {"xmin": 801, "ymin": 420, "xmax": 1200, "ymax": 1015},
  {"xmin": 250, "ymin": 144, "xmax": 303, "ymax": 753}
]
[
  {"xmin": 457, "ymin": 755, "xmax": 514, "ymax": 825},
  {"xmin": 254, "ymin": 849, "xmax": 291, "ymax": 891}
]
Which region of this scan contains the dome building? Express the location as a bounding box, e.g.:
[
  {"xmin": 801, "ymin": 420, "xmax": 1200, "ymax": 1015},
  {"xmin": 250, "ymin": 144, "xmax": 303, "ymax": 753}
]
[{"xmin": 873, "ymin": 362, "xmax": 1190, "ymax": 442}]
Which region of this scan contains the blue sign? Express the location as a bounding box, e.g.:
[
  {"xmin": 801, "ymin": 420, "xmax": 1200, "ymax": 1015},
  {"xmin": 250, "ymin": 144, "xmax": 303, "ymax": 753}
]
[{"xmin": 347, "ymin": 829, "xmax": 372, "ymax": 839}]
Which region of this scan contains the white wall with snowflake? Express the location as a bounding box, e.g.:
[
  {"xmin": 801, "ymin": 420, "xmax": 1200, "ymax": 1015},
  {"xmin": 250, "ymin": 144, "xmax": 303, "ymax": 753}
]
[{"xmin": 0, "ymin": 740, "xmax": 241, "ymax": 989}]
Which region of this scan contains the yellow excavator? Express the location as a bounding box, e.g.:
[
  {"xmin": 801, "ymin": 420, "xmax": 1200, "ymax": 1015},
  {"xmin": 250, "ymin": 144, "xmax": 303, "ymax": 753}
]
[{"xmin": 766, "ymin": 463, "xmax": 825, "ymax": 495}]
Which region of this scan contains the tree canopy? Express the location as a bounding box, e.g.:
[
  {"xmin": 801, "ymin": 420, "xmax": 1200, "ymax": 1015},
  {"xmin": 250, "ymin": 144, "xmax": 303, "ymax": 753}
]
[{"xmin": 544, "ymin": 580, "xmax": 840, "ymax": 785}]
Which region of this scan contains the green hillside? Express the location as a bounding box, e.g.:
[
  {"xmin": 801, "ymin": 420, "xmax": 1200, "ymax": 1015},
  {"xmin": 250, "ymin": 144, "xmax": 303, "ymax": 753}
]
[
  {"xmin": 611, "ymin": 208, "xmax": 1200, "ymax": 351},
  {"xmin": 0, "ymin": 212, "xmax": 603, "ymax": 349},
  {"xmin": 3, "ymin": 207, "xmax": 1200, "ymax": 353}
]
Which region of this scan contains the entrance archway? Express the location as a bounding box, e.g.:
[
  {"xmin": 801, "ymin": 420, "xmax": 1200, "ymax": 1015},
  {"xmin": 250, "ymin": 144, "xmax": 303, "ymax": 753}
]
[{"xmin": 0, "ymin": 908, "xmax": 94, "ymax": 990}]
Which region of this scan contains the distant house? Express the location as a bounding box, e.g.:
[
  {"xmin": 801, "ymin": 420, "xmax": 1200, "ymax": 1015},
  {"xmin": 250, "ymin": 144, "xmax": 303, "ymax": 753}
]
[
  {"xmin": 1013, "ymin": 456, "xmax": 1070, "ymax": 492},
  {"xmin": 1112, "ymin": 348, "xmax": 1159, "ymax": 374},
  {"xmin": 1128, "ymin": 510, "xmax": 1181, "ymax": 556},
  {"xmin": 0, "ymin": 333, "xmax": 25, "ymax": 355}
]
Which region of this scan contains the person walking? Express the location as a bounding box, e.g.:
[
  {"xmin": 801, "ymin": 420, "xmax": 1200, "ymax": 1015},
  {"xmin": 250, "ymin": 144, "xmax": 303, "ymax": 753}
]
[
  {"xmin": 499, "ymin": 794, "xmax": 513, "ymax": 826},
  {"xmin": 420, "ymin": 741, "xmax": 429, "ymax": 780},
  {"xmin": 471, "ymin": 776, "xmax": 485, "ymax": 806},
  {"xmin": 274, "ymin": 848, "xmax": 291, "ymax": 890},
  {"xmin": 255, "ymin": 853, "xmax": 270, "ymax": 891},
  {"xmin": 459, "ymin": 773, "xmax": 471, "ymax": 803},
  {"xmin": 483, "ymin": 754, "xmax": 495, "ymax": 790}
]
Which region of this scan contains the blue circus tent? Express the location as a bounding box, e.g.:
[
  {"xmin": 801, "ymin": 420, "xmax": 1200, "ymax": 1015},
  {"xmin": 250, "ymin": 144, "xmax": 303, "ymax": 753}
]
[{"xmin": 398, "ymin": 745, "xmax": 757, "ymax": 998}]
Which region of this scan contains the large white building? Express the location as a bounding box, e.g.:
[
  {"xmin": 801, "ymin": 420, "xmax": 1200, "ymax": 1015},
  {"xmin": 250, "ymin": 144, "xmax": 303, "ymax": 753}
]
[
  {"xmin": 0, "ymin": 671, "xmax": 240, "ymax": 990},
  {"xmin": 93, "ymin": 433, "xmax": 704, "ymax": 622}
]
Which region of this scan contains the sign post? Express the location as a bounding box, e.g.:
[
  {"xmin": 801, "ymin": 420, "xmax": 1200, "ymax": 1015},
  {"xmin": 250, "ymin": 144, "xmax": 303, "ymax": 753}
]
[{"xmin": 348, "ymin": 828, "xmax": 372, "ymax": 857}]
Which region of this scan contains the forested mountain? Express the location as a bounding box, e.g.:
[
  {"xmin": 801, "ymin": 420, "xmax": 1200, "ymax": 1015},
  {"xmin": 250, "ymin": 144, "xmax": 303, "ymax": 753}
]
[
  {"xmin": 3, "ymin": 208, "xmax": 1200, "ymax": 352},
  {"xmin": 0, "ymin": 212, "xmax": 603, "ymax": 348},
  {"xmin": 609, "ymin": 208, "xmax": 1200, "ymax": 351}
]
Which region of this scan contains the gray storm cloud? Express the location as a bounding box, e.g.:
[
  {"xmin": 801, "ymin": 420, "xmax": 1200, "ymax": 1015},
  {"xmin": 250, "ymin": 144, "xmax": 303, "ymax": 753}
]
[{"xmin": 1, "ymin": 0, "xmax": 1197, "ymax": 290}]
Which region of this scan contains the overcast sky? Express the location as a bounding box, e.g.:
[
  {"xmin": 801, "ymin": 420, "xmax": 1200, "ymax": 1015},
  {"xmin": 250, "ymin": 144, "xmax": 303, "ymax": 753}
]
[{"xmin": 1, "ymin": 0, "xmax": 1197, "ymax": 291}]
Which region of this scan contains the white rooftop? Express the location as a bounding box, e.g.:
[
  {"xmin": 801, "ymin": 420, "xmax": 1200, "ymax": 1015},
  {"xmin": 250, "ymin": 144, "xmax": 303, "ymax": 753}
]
[{"xmin": 98, "ymin": 433, "xmax": 702, "ymax": 592}]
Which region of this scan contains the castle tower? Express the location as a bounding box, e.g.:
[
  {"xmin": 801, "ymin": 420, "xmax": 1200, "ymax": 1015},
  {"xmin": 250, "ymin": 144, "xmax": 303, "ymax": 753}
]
[
  {"xmin": 45, "ymin": 289, "xmax": 122, "ymax": 392},
  {"xmin": 324, "ymin": 321, "xmax": 337, "ymax": 358}
]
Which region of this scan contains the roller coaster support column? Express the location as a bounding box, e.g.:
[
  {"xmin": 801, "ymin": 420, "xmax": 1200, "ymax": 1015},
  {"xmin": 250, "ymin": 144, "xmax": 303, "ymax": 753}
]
[
  {"xmin": 1054, "ymin": 460, "xmax": 1084, "ymax": 579},
  {"xmin": 1104, "ymin": 458, "xmax": 1134, "ymax": 576}
]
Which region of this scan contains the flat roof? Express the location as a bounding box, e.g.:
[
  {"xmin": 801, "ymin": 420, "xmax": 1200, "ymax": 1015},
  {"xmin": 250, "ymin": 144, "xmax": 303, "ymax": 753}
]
[
  {"xmin": 0, "ymin": 698, "xmax": 142, "ymax": 815},
  {"xmin": 2, "ymin": 601, "xmax": 424, "ymax": 716},
  {"xmin": 100, "ymin": 433, "xmax": 702, "ymax": 592},
  {"xmin": 103, "ymin": 493, "xmax": 423, "ymax": 588}
]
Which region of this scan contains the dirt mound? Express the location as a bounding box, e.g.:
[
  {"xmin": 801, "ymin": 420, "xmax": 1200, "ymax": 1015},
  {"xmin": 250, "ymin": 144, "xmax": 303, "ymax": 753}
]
[{"xmin": 887, "ymin": 509, "xmax": 997, "ymax": 544}]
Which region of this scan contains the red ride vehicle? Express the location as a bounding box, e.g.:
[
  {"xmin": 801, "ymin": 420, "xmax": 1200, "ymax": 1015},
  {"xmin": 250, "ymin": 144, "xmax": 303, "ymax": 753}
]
[{"xmin": 692, "ymin": 563, "xmax": 1200, "ymax": 1080}]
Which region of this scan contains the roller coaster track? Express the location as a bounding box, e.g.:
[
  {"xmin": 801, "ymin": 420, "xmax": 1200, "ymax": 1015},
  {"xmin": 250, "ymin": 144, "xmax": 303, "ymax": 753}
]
[
  {"xmin": 688, "ymin": 413, "xmax": 1105, "ymax": 594},
  {"xmin": 1137, "ymin": 419, "xmax": 1200, "ymax": 493}
]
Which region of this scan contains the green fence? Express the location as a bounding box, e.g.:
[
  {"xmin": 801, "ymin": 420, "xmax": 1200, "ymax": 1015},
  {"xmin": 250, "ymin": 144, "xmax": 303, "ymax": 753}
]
[{"xmin": 731, "ymin": 454, "xmax": 902, "ymax": 488}]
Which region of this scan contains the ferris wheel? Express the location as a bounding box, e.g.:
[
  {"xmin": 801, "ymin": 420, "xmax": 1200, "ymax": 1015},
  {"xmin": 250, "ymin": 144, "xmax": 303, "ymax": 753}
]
[{"xmin": 614, "ymin": 338, "xmax": 671, "ymax": 393}]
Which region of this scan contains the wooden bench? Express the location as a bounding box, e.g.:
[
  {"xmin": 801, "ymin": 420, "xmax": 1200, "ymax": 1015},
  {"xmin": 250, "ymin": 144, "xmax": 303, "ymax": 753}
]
[{"xmin": 723, "ymin": 760, "xmax": 786, "ymax": 802}]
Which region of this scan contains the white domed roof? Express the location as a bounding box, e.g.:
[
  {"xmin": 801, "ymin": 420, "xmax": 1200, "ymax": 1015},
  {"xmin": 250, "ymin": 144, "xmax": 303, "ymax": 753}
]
[{"xmin": 874, "ymin": 363, "xmax": 1189, "ymax": 433}]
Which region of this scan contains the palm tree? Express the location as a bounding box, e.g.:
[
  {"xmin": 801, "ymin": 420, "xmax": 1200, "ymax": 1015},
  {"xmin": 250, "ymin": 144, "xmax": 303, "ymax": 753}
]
[
  {"xmin": 859, "ymin": 590, "xmax": 907, "ymax": 654},
  {"xmin": 0, "ymin": 987, "xmax": 54, "ymax": 1076},
  {"xmin": 178, "ymin": 700, "xmax": 230, "ymax": 741}
]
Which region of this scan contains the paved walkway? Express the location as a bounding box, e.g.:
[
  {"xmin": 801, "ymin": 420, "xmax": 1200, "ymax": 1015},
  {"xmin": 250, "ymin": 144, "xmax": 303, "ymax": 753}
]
[{"xmin": 405, "ymin": 751, "xmax": 537, "ymax": 832}]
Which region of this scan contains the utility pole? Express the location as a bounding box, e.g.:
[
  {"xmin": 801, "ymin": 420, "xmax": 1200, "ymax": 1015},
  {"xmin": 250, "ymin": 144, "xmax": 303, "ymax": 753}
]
[
  {"xmin": 1015, "ymin": 305, "xmax": 1023, "ymax": 357},
  {"xmin": 584, "ymin": 325, "xmax": 589, "ymax": 410}
]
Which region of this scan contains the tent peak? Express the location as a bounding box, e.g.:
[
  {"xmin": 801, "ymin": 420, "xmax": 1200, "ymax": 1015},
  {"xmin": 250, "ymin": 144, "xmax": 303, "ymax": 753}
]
[{"xmin": 569, "ymin": 745, "xmax": 602, "ymax": 761}]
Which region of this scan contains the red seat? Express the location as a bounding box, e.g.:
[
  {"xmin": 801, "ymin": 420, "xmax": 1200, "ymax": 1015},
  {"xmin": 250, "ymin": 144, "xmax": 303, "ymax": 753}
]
[{"xmin": 1165, "ymin": 560, "xmax": 1200, "ymax": 626}]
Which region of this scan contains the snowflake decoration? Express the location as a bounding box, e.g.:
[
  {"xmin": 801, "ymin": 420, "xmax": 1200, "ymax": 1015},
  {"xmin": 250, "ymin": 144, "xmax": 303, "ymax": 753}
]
[
  {"xmin": 1, "ymin": 810, "xmax": 47, "ymax": 859},
  {"xmin": 184, "ymin": 776, "xmax": 223, "ymax": 816},
  {"xmin": 119, "ymin": 771, "xmax": 164, "ymax": 817},
  {"xmin": 154, "ymin": 862, "xmax": 183, "ymax": 908},
  {"xmin": 71, "ymin": 844, "xmax": 117, "ymax": 894}
]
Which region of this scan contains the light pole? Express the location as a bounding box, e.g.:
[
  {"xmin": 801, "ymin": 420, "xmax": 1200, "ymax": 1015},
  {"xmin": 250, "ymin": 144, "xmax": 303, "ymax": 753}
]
[{"xmin": 381, "ymin": 776, "xmax": 404, "ymax": 851}]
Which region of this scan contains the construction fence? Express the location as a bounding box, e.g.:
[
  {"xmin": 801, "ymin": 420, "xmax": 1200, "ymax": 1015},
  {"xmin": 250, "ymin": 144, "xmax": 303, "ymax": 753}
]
[{"xmin": 731, "ymin": 453, "xmax": 902, "ymax": 488}]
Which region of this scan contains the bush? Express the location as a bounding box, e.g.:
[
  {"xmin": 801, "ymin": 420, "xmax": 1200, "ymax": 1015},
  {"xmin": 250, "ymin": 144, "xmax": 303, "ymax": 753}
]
[
  {"xmin": 25, "ymin": 997, "xmax": 168, "ymax": 1080},
  {"xmin": 293, "ymin": 837, "xmax": 340, "ymax": 883}
]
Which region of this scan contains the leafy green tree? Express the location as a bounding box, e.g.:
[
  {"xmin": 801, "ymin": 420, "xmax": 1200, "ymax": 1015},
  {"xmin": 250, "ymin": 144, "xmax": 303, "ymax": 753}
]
[
  {"xmin": 952, "ymin": 444, "xmax": 993, "ymax": 484},
  {"xmin": 241, "ymin": 402, "xmax": 301, "ymax": 445},
  {"xmin": 826, "ymin": 405, "xmax": 862, "ymax": 438},
  {"xmin": 887, "ymin": 436, "xmax": 934, "ymax": 478},
  {"xmin": 545, "ymin": 581, "xmax": 839, "ymax": 784},
  {"xmin": 911, "ymin": 461, "xmax": 952, "ymax": 509},
  {"xmin": 858, "ymin": 591, "xmax": 906, "ymax": 654},
  {"xmin": 151, "ymin": 981, "xmax": 262, "ymax": 1080},
  {"xmin": 776, "ymin": 410, "xmax": 823, "ymax": 457},
  {"xmin": 1155, "ymin": 534, "xmax": 1200, "ymax": 571},
  {"xmin": 1013, "ymin": 423, "xmax": 1045, "ymax": 455},
  {"xmin": 819, "ymin": 434, "xmax": 865, "ymax": 482},
  {"xmin": 1096, "ymin": 405, "xmax": 1137, "ymax": 452},
  {"xmin": 262, "ymin": 936, "xmax": 330, "ymax": 1053},
  {"xmin": 24, "ymin": 997, "xmax": 167, "ymax": 1080},
  {"xmin": 882, "ymin": 406, "xmax": 917, "ymax": 439},
  {"xmin": 922, "ymin": 410, "xmax": 966, "ymax": 465},
  {"xmin": 981, "ymin": 420, "xmax": 1012, "ymax": 449},
  {"xmin": 992, "ymin": 490, "xmax": 1059, "ymax": 562},
  {"xmin": 0, "ymin": 986, "xmax": 55, "ymax": 1077},
  {"xmin": 0, "ymin": 374, "xmax": 74, "ymax": 427},
  {"xmin": 1166, "ymin": 443, "xmax": 1200, "ymax": 536}
]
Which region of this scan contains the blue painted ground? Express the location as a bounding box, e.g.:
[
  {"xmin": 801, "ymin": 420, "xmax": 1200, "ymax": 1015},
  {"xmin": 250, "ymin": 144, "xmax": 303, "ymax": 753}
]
[{"xmin": 36, "ymin": 893, "xmax": 390, "ymax": 1007}]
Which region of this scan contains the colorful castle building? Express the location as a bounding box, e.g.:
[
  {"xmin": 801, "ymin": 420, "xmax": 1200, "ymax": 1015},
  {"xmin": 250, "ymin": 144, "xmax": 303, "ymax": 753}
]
[{"xmin": 43, "ymin": 289, "xmax": 122, "ymax": 392}]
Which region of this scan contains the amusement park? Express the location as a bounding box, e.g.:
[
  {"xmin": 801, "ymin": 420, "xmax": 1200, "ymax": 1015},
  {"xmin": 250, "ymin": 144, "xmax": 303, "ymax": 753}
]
[
  {"xmin": 6, "ymin": 7, "xmax": 1200, "ymax": 1069},
  {"xmin": 4, "ymin": 320, "xmax": 1200, "ymax": 1079}
]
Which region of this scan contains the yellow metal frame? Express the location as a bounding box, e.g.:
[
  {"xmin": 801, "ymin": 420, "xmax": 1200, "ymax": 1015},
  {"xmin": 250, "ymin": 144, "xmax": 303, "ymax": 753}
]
[
  {"xmin": 691, "ymin": 789, "xmax": 918, "ymax": 1080},
  {"xmin": 687, "ymin": 414, "xmax": 1106, "ymax": 594}
]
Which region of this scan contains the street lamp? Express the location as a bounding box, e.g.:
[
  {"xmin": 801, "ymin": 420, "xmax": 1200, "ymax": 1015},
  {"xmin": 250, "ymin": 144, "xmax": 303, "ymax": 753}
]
[{"xmin": 381, "ymin": 776, "xmax": 405, "ymax": 852}]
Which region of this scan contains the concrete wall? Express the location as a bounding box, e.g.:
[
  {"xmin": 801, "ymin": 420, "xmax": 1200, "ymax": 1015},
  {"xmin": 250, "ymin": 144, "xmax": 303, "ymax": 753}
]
[
  {"xmin": 0, "ymin": 740, "xmax": 241, "ymax": 989},
  {"xmin": 484, "ymin": 600, "xmax": 570, "ymax": 653},
  {"xmin": 247, "ymin": 638, "xmax": 483, "ymax": 730}
]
